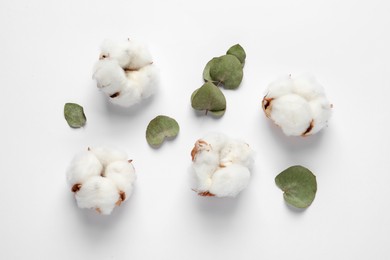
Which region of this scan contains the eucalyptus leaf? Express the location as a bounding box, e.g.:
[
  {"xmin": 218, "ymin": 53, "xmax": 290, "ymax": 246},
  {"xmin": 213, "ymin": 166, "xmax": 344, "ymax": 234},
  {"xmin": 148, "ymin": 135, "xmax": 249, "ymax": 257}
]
[
  {"xmin": 191, "ymin": 82, "xmax": 226, "ymax": 116},
  {"xmin": 209, "ymin": 55, "xmax": 243, "ymax": 89},
  {"xmin": 191, "ymin": 88, "xmax": 199, "ymax": 102},
  {"xmin": 275, "ymin": 165, "xmax": 317, "ymax": 208},
  {"xmin": 209, "ymin": 109, "xmax": 225, "ymax": 116},
  {"xmin": 64, "ymin": 103, "xmax": 86, "ymax": 128},
  {"xmin": 226, "ymin": 44, "xmax": 246, "ymax": 65},
  {"xmin": 146, "ymin": 115, "xmax": 180, "ymax": 147},
  {"xmin": 203, "ymin": 57, "xmax": 218, "ymax": 82}
]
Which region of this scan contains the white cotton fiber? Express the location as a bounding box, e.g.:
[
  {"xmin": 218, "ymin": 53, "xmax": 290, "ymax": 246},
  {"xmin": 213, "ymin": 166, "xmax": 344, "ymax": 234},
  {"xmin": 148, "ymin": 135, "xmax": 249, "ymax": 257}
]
[
  {"xmin": 100, "ymin": 39, "xmax": 153, "ymax": 70},
  {"xmin": 66, "ymin": 151, "xmax": 103, "ymax": 186},
  {"xmin": 88, "ymin": 146, "xmax": 127, "ymax": 167},
  {"xmin": 105, "ymin": 161, "xmax": 136, "ymax": 200},
  {"xmin": 75, "ymin": 176, "xmax": 119, "ymax": 215},
  {"xmin": 201, "ymin": 133, "xmax": 228, "ymax": 152},
  {"xmin": 105, "ymin": 64, "xmax": 158, "ymax": 107},
  {"xmin": 190, "ymin": 133, "xmax": 254, "ymax": 198},
  {"xmin": 67, "ymin": 146, "xmax": 136, "ymax": 215},
  {"xmin": 308, "ymin": 97, "xmax": 333, "ymax": 135},
  {"xmin": 266, "ymin": 75, "xmax": 294, "ymax": 99},
  {"xmin": 291, "ymin": 74, "xmax": 325, "ymax": 101},
  {"xmin": 263, "ymin": 74, "xmax": 332, "ymax": 136},
  {"xmin": 209, "ymin": 164, "xmax": 251, "ymax": 198},
  {"xmin": 126, "ymin": 65, "xmax": 158, "ymax": 99},
  {"xmin": 92, "ymin": 59, "xmax": 127, "ymax": 94},
  {"xmin": 192, "ymin": 151, "xmax": 219, "ymax": 192},
  {"xmin": 270, "ymin": 94, "xmax": 313, "ymax": 136},
  {"xmin": 93, "ymin": 38, "xmax": 158, "ymax": 107},
  {"xmin": 219, "ymin": 139, "xmax": 254, "ymax": 168}
]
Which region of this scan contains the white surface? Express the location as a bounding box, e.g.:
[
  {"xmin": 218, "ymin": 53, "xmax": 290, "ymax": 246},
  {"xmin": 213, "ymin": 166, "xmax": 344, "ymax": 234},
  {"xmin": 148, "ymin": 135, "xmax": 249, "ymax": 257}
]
[{"xmin": 1, "ymin": 0, "xmax": 389, "ymax": 259}]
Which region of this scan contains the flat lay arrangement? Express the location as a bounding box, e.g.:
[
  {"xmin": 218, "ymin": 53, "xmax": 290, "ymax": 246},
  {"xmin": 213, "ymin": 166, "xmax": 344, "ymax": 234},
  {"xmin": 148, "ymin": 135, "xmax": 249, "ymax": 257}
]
[
  {"xmin": 2, "ymin": 1, "xmax": 389, "ymax": 259},
  {"xmin": 64, "ymin": 39, "xmax": 331, "ymax": 214}
]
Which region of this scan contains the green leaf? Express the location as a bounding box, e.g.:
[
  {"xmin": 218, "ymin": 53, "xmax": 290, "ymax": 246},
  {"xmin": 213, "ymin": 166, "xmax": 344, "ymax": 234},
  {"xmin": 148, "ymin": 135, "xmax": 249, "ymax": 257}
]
[
  {"xmin": 64, "ymin": 103, "xmax": 86, "ymax": 128},
  {"xmin": 209, "ymin": 55, "xmax": 243, "ymax": 89},
  {"xmin": 226, "ymin": 44, "xmax": 246, "ymax": 65},
  {"xmin": 190, "ymin": 88, "xmax": 199, "ymax": 102},
  {"xmin": 146, "ymin": 115, "xmax": 180, "ymax": 147},
  {"xmin": 275, "ymin": 165, "xmax": 317, "ymax": 208},
  {"xmin": 203, "ymin": 57, "xmax": 218, "ymax": 82},
  {"xmin": 209, "ymin": 109, "xmax": 225, "ymax": 116},
  {"xmin": 191, "ymin": 82, "xmax": 226, "ymax": 116}
]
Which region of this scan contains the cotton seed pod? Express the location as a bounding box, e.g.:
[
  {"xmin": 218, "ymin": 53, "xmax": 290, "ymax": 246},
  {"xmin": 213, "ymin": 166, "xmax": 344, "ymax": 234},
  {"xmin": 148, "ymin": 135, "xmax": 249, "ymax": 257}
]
[
  {"xmin": 66, "ymin": 146, "xmax": 136, "ymax": 215},
  {"xmin": 190, "ymin": 133, "xmax": 254, "ymax": 198},
  {"xmin": 92, "ymin": 38, "xmax": 158, "ymax": 107},
  {"xmin": 262, "ymin": 74, "xmax": 332, "ymax": 136}
]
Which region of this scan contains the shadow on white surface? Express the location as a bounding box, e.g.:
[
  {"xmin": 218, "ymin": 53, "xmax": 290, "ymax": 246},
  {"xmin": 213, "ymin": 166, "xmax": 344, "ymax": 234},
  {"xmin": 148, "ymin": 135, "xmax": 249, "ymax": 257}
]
[
  {"xmin": 195, "ymin": 195, "xmax": 242, "ymax": 215},
  {"xmin": 183, "ymin": 194, "xmax": 245, "ymax": 235},
  {"xmin": 264, "ymin": 119, "xmax": 326, "ymax": 152},
  {"xmin": 103, "ymin": 95, "xmax": 156, "ymax": 117},
  {"xmin": 284, "ymin": 201, "xmax": 308, "ymax": 215},
  {"xmin": 65, "ymin": 188, "xmax": 136, "ymax": 231}
]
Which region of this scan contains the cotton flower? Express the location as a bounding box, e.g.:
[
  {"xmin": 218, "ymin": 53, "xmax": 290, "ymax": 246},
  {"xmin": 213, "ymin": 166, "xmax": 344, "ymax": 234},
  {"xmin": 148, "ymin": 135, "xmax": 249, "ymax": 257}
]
[
  {"xmin": 262, "ymin": 74, "xmax": 332, "ymax": 136},
  {"xmin": 92, "ymin": 38, "xmax": 158, "ymax": 107},
  {"xmin": 190, "ymin": 133, "xmax": 254, "ymax": 198},
  {"xmin": 66, "ymin": 146, "xmax": 136, "ymax": 215}
]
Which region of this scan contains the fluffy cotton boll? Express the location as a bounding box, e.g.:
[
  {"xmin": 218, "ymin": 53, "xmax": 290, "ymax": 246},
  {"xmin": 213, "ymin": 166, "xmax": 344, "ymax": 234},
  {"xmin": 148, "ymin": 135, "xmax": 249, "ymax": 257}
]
[
  {"xmin": 219, "ymin": 140, "xmax": 254, "ymax": 169},
  {"xmin": 193, "ymin": 148, "xmax": 220, "ymax": 168},
  {"xmin": 270, "ymin": 94, "xmax": 313, "ymax": 136},
  {"xmin": 107, "ymin": 82, "xmax": 142, "ymax": 107},
  {"xmin": 100, "ymin": 39, "xmax": 132, "ymax": 68},
  {"xmin": 201, "ymin": 133, "xmax": 228, "ymax": 153},
  {"xmin": 265, "ymin": 75, "xmax": 294, "ymax": 99},
  {"xmin": 191, "ymin": 139, "xmax": 220, "ymax": 191},
  {"xmin": 89, "ymin": 146, "xmax": 127, "ymax": 167},
  {"xmin": 192, "ymin": 150, "xmax": 220, "ymax": 191},
  {"xmin": 66, "ymin": 151, "xmax": 102, "ymax": 188},
  {"xmin": 68, "ymin": 146, "xmax": 136, "ymax": 214},
  {"xmin": 108, "ymin": 64, "xmax": 159, "ymax": 107},
  {"xmin": 292, "ymin": 75, "xmax": 325, "ymax": 101},
  {"xmin": 93, "ymin": 39, "xmax": 158, "ymax": 107},
  {"xmin": 75, "ymin": 176, "xmax": 120, "ymax": 215},
  {"xmin": 123, "ymin": 39, "xmax": 153, "ymax": 69},
  {"xmin": 209, "ymin": 164, "xmax": 251, "ymax": 198},
  {"xmin": 263, "ymin": 75, "xmax": 332, "ymax": 136},
  {"xmin": 308, "ymin": 97, "xmax": 332, "ymax": 135},
  {"xmin": 105, "ymin": 161, "xmax": 136, "ymax": 200},
  {"xmin": 190, "ymin": 134, "xmax": 253, "ymax": 197},
  {"xmin": 100, "ymin": 39, "xmax": 153, "ymax": 70},
  {"xmin": 92, "ymin": 59, "xmax": 128, "ymax": 95},
  {"xmin": 192, "ymin": 166, "xmax": 213, "ymax": 192},
  {"xmin": 126, "ymin": 64, "xmax": 158, "ymax": 99}
]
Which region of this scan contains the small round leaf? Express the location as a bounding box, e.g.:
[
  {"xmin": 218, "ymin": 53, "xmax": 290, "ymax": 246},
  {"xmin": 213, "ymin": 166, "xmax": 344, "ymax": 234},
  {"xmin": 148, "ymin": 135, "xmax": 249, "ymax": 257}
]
[
  {"xmin": 146, "ymin": 115, "xmax": 180, "ymax": 147},
  {"xmin": 190, "ymin": 88, "xmax": 199, "ymax": 103},
  {"xmin": 64, "ymin": 103, "xmax": 86, "ymax": 128},
  {"xmin": 191, "ymin": 82, "xmax": 226, "ymax": 116},
  {"xmin": 275, "ymin": 165, "xmax": 317, "ymax": 208},
  {"xmin": 209, "ymin": 55, "xmax": 243, "ymax": 89},
  {"xmin": 209, "ymin": 109, "xmax": 225, "ymax": 116},
  {"xmin": 203, "ymin": 57, "xmax": 218, "ymax": 82},
  {"xmin": 226, "ymin": 44, "xmax": 246, "ymax": 65}
]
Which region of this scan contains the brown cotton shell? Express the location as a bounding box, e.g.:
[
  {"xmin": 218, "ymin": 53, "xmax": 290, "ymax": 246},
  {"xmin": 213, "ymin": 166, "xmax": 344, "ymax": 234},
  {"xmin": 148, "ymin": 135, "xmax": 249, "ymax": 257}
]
[
  {"xmin": 302, "ymin": 120, "xmax": 315, "ymax": 136},
  {"xmin": 72, "ymin": 184, "xmax": 81, "ymax": 193},
  {"xmin": 198, "ymin": 191, "xmax": 215, "ymax": 197},
  {"xmin": 191, "ymin": 139, "xmax": 209, "ymax": 161},
  {"xmin": 115, "ymin": 191, "xmax": 126, "ymax": 206},
  {"xmin": 110, "ymin": 92, "xmax": 121, "ymax": 98},
  {"xmin": 262, "ymin": 96, "xmax": 273, "ymax": 118}
]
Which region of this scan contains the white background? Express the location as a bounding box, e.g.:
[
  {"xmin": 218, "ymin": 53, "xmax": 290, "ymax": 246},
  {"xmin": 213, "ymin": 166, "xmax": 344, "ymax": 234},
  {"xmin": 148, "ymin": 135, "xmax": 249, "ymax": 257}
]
[{"xmin": 1, "ymin": 0, "xmax": 389, "ymax": 259}]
